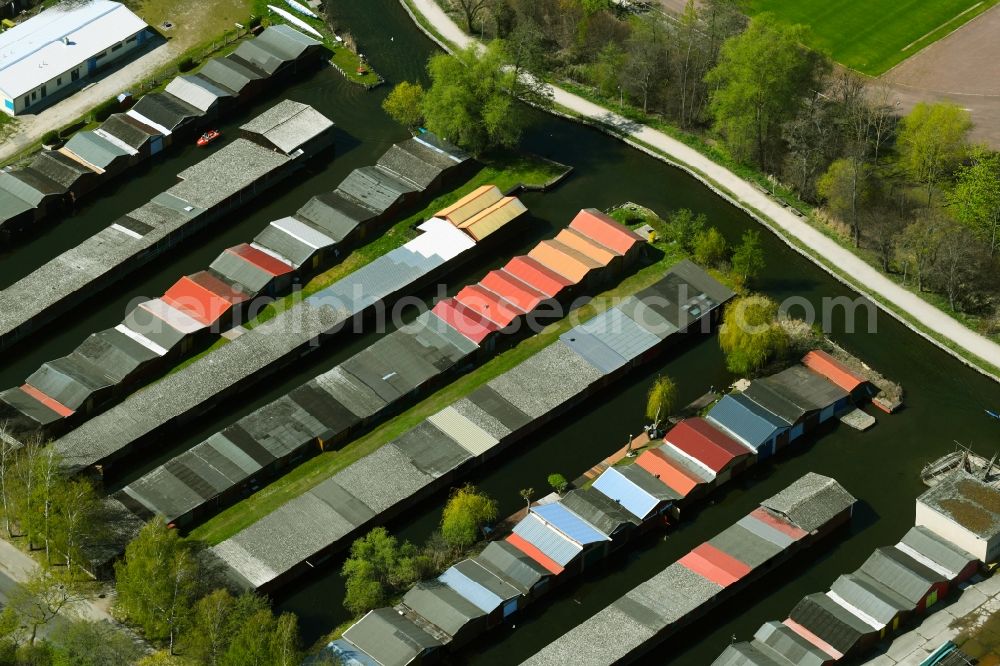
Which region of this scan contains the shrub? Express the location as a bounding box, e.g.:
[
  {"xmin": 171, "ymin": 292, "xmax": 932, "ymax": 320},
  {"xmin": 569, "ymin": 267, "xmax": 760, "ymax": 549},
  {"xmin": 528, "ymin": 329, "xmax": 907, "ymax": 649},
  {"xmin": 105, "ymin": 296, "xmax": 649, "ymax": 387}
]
[
  {"xmin": 91, "ymin": 98, "xmax": 119, "ymax": 122},
  {"xmin": 41, "ymin": 130, "xmax": 59, "ymax": 146},
  {"xmin": 178, "ymin": 56, "xmax": 197, "ymax": 73}
]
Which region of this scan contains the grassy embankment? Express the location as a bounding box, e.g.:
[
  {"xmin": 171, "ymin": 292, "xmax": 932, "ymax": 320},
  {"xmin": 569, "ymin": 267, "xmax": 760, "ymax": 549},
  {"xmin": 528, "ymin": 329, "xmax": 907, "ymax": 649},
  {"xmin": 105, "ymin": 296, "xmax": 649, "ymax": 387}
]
[
  {"xmin": 746, "ymin": 0, "xmax": 1000, "ymax": 75},
  {"xmin": 187, "ymin": 201, "xmax": 720, "ymax": 546}
]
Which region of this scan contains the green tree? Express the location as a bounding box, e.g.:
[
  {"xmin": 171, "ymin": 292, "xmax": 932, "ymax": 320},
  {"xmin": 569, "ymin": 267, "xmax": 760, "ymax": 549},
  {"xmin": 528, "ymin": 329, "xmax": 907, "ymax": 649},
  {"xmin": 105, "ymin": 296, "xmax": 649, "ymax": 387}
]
[
  {"xmin": 731, "ymin": 229, "xmax": 766, "ymax": 286},
  {"xmin": 898, "ymin": 102, "xmax": 971, "ymax": 204},
  {"xmin": 622, "ymin": 15, "xmax": 668, "ymax": 114},
  {"xmin": 440, "ymin": 484, "xmax": 498, "ymax": 551},
  {"xmin": 422, "ymin": 40, "xmax": 549, "ymax": 153},
  {"xmin": 950, "ymin": 146, "xmax": 1000, "ymax": 256},
  {"xmin": 668, "ymin": 209, "xmax": 706, "ymax": 252},
  {"xmin": 221, "ymin": 608, "xmax": 300, "ymax": 666},
  {"xmin": 818, "ymin": 158, "xmax": 875, "ymax": 247},
  {"xmin": 519, "ymin": 488, "xmax": 534, "ymax": 510},
  {"xmin": 718, "ymin": 295, "xmax": 789, "ymax": 376},
  {"xmin": 645, "ymin": 375, "xmax": 677, "ymax": 430},
  {"xmin": 8, "ymin": 570, "xmax": 79, "ymax": 646},
  {"xmin": 50, "ymin": 619, "xmax": 143, "ymax": 666},
  {"xmin": 341, "ymin": 528, "xmax": 428, "ymax": 616},
  {"xmin": 706, "ymin": 14, "xmax": 827, "ymax": 170},
  {"xmin": 547, "ymin": 473, "xmax": 568, "ymax": 494},
  {"xmin": 382, "ymin": 81, "xmax": 425, "ymax": 129},
  {"xmin": 897, "ymin": 210, "xmax": 946, "ymax": 292},
  {"xmin": 693, "ymin": 227, "xmax": 727, "ymax": 267},
  {"xmin": 114, "ymin": 518, "xmax": 200, "ymax": 652}
]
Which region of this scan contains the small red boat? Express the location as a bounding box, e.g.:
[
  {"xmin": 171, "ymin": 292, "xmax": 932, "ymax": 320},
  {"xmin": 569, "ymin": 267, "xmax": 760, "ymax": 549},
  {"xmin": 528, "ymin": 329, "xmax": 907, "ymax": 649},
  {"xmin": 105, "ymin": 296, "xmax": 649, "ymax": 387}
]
[{"xmin": 197, "ymin": 129, "xmax": 221, "ymax": 147}]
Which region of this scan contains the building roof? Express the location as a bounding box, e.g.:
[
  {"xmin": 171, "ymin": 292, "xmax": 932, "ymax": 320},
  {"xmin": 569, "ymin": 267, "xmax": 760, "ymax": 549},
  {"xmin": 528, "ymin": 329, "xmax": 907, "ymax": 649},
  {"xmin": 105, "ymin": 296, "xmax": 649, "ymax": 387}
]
[
  {"xmin": 531, "ymin": 502, "xmax": 611, "ymax": 546},
  {"xmin": 230, "ymin": 24, "xmax": 320, "ymax": 75},
  {"xmin": 439, "ymin": 559, "xmax": 520, "ymax": 612},
  {"xmin": 129, "ymin": 92, "xmax": 202, "ymax": 132},
  {"xmin": 753, "ymin": 620, "xmax": 832, "ymax": 666},
  {"xmin": 198, "ymin": 56, "xmax": 263, "ymax": 95},
  {"xmin": 712, "ymin": 642, "xmax": 789, "ymax": 666},
  {"xmin": 511, "ymin": 513, "xmax": 583, "ymax": 567},
  {"xmin": 802, "ymin": 350, "xmax": 866, "ymax": 393},
  {"xmin": 162, "ymin": 273, "xmax": 245, "ymax": 325},
  {"xmin": 458, "ymin": 196, "xmax": 527, "ymax": 242},
  {"xmin": 473, "ymin": 540, "xmax": 550, "ymax": 594},
  {"xmin": 455, "ymin": 284, "xmax": 523, "ymax": 327},
  {"xmin": 479, "ymin": 269, "xmax": 547, "ymax": 313},
  {"xmin": 430, "ymin": 298, "xmax": 496, "ymax": 345},
  {"xmin": 295, "ymin": 191, "xmax": 376, "ymax": 241},
  {"xmin": 0, "ymin": 1, "xmax": 148, "ymax": 99},
  {"xmin": 709, "ymin": 523, "xmax": 785, "ymax": 570},
  {"xmin": 559, "ymin": 487, "xmax": 640, "ymax": 536},
  {"xmin": 706, "ymin": 393, "xmax": 786, "ymax": 452},
  {"xmin": 375, "ymin": 138, "xmax": 455, "ymax": 190},
  {"xmin": 402, "ymin": 580, "xmax": 485, "ymax": 638},
  {"xmin": 501, "ymin": 256, "xmax": 573, "ymax": 298},
  {"xmin": 678, "ymin": 542, "xmax": 752, "ymax": 588},
  {"xmin": 0, "ymin": 386, "xmax": 65, "ymax": 426},
  {"xmin": 635, "ymin": 447, "xmax": 705, "ymax": 497},
  {"xmin": 918, "ymin": 470, "xmax": 1000, "ymax": 540},
  {"xmin": 761, "ymin": 472, "xmax": 856, "ymax": 533},
  {"xmin": 897, "ymin": 525, "xmax": 978, "ymax": 579},
  {"xmin": 337, "ymin": 166, "xmax": 416, "ymax": 214},
  {"xmin": 241, "ymin": 99, "xmax": 333, "ymax": 154},
  {"xmin": 74, "ymin": 327, "xmax": 159, "ymax": 384},
  {"xmin": 164, "ymin": 74, "xmax": 233, "ymax": 113},
  {"xmin": 322, "ymin": 639, "xmax": 380, "ymax": 666},
  {"xmin": 61, "ymin": 131, "xmax": 131, "ymax": 170},
  {"xmin": 25, "ymin": 354, "xmax": 110, "ymax": 411},
  {"xmin": 252, "ymin": 216, "xmax": 335, "ymax": 267},
  {"xmin": 28, "ymin": 150, "xmax": 93, "ymax": 189},
  {"xmin": 527, "ymin": 239, "xmax": 601, "ymax": 284},
  {"xmin": 788, "ymin": 592, "xmax": 872, "ymax": 655},
  {"xmin": 435, "ymin": 185, "xmax": 503, "ymax": 225},
  {"xmin": 568, "ymin": 208, "xmax": 645, "ymax": 255},
  {"xmin": 342, "ymin": 608, "xmax": 441, "ymax": 666},
  {"xmin": 591, "ymin": 465, "xmax": 673, "ymax": 520},
  {"xmin": 577, "ymin": 306, "xmax": 661, "ymax": 363},
  {"xmin": 829, "ymin": 572, "xmax": 911, "ymax": 626},
  {"xmin": 663, "ymin": 417, "xmax": 748, "ymax": 475},
  {"xmin": 98, "ymin": 113, "xmax": 160, "ymax": 150},
  {"xmin": 748, "ymin": 365, "xmax": 849, "ymax": 420},
  {"xmin": 554, "ymin": 227, "xmax": 619, "ymax": 265},
  {"xmin": 857, "ymin": 547, "xmax": 945, "ymax": 606}
]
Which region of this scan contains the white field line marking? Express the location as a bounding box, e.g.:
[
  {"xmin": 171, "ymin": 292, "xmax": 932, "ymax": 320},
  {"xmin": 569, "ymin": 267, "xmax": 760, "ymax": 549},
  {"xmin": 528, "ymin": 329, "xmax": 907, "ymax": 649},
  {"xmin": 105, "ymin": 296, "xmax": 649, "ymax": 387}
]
[{"xmin": 902, "ymin": 1, "xmax": 982, "ymax": 51}]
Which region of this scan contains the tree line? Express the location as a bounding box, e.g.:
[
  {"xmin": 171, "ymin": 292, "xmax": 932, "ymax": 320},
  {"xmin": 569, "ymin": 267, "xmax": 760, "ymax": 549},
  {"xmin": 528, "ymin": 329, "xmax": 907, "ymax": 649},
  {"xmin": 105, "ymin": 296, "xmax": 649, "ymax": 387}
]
[{"xmin": 434, "ymin": 0, "xmax": 999, "ymax": 333}]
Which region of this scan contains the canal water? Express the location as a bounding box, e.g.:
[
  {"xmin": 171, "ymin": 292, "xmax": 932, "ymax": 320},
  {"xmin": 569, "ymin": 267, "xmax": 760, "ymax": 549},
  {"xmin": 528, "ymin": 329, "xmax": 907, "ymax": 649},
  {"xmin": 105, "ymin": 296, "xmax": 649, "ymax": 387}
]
[{"xmin": 2, "ymin": 0, "xmax": 999, "ymax": 662}]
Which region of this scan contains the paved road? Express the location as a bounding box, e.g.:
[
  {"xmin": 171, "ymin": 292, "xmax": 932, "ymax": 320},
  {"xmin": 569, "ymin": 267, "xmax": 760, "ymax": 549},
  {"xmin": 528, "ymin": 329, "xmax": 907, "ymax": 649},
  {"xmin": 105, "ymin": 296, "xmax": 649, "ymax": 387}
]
[
  {"xmin": 0, "ymin": 41, "xmax": 178, "ymax": 165},
  {"xmin": 404, "ymin": 0, "xmax": 1000, "ymax": 379}
]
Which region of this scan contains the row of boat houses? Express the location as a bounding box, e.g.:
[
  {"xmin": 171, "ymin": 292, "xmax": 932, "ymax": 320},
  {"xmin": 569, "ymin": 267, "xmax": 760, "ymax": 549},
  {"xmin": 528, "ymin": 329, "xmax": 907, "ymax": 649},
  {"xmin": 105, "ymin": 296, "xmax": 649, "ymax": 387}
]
[
  {"xmin": 715, "ymin": 472, "xmax": 1000, "ymax": 665},
  {"xmin": 112, "ymin": 208, "xmax": 646, "ymax": 531},
  {"xmin": 318, "ymin": 345, "xmax": 877, "ymax": 664},
  {"xmin": 0, "ymin": 98, "xmax": 334, "ymax": 358},
  {"xmin": 50, "ymin": 176, "xmax": 525, "ymax": 475},
  {"xmin": 327, "ymin": 474, "xmax": 857, "ymax": 666},
  {"xmin": 0, "ymin": 24, "xmax": 325, "ymax": 239},
  {"xmin": 0, "ymin": 129, "xmax": 474, "ymax": 439},
  {"xmin": 0, "ymin": 100, "xmax": 336, "ymax": 435},
  {"xmin": 203, "ymin": 261, "xmax": 734, "ymax": 594}
]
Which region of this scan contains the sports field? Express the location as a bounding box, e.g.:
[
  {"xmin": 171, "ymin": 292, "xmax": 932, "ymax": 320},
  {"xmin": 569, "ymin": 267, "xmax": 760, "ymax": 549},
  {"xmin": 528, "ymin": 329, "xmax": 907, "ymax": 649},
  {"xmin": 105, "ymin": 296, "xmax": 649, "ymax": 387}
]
[{"xmin": 747, "ymin": 0, "xmax": 1000, "ymax": 75}]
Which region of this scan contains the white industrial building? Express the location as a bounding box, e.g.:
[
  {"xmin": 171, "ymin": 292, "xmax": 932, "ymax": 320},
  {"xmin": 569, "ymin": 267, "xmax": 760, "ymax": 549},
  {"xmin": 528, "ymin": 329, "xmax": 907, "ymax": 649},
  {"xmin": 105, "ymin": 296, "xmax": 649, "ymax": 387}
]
[
  {"xmin": 0, "ymin": 0, "xmax": 149, "ymax": 116},
  {"xmin": 916, "ymin": 470, "xmax": 1000, "ymax": 563}
]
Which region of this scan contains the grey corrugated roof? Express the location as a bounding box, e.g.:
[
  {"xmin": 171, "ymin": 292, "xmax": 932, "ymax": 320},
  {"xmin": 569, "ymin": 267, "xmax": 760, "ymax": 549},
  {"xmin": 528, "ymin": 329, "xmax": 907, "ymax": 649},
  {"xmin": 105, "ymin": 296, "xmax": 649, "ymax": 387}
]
[
  {"xmin": 376, "ymin": 140, "xmax": 449, "ymax": 190},
  {"xmin": 130, "ymin": 92, "xmax": 203, "ymax": 131},
  {"xmin": 0, "ymin": 387, "xmax": 63, "ymax": 428},
  {"xmin": 295, "ymin": 191, "xmax": 377, "ymax": 241},
  {"xmin": 450, "ymin": 395, "xmax": 512, "ymax": 442},
  {"xmin": 560, "ymin": 488, "xmax": 640, "ymax": 536},
  {"xmin": 0, "ymin": 181, "xmax": 37, "ymax": 220},
  {"xmin": 466, "ymin": 385, "xmax": 531, "ymax": 434},
  {"xmin": 342, "ymin": 608, "xmax": 440, "ymax": 666},
  {"xmin": 898, "ymin": 525, "xmax": 977, "ymax": 578},
  {"xmin": 336, "ymin": 166, "xmax": 416, "ymax": 214},
  {"xmin": 413, "ymin": 132, "xmax": 471, "ymax": 163},
  {"xmin": 253, "ymin": 23, "xmax": 321, "ymax": 61},
  {"xmin": 829, "ymin": 572, "xmax": 910, "ymax": 626},
  {"xmin": 313, "ymin": 366, "xmax": 388, "ymax": 420},
  {"xmin": 121, "ymin": 303, "xmax": 189, "ymax": 352},
  {"xmin": 474, "ymin": 541, "xmax": 549, "ymax": 594},
  {"xmin": 918, "ymin": 470, "xmax": 1000, "ymax": 540},
  {"xmin": 486, "ymin": 340, "xmax": 602, "ymax": 419},
  {"xmin": 788, "ymin": 593, "xmax": 871, "ymax": 654},
  {"xmin": 253, "ymin": 223, "xmax": 323, "ymax": 267},
  {"xmin": 858, "ymin": 547, "xmax": 945, "ymax": 606},
  {"xmin": 761, "ymin": 472, "xmax": 856, "ymax": 533},
  {"xmin": 229, "ymin": 41, "xmax": 285, "ymax": 76},
  {"xmin": 392, "ymin": 420, "xmax": 470, "ymax": 478},
  {"xmin": 64, "ymin": 132, "xmax": 129, "ymax": 169},
  {"xmin": 98, "ymin": 113, "xmax": 159, "ymax": 149},
  {"xmin": 25, "ymin": 354, "xmax": 111, "ymax": 410},
  {"xmin": 712, "ymin": 642, "xmax": 788, "ymax": 666},
  {"xmin": 0, "ymin": 171, "xmax": 48, "ymax": 206},
  {"xmin": 402, "ymin": 580, "xmax": 485, "ymax": 638},
  {"xmin": 753, "ymin": 621, "xmax": 831, "ymax": 666},
  {"xmin": 241, "ymin": 99, "xmax": 334, "ymax": 154},
  {"xmin": 580, "ymin": 307, "xmax": 661, "ymax": 363},
  {"xmin": 8, "ymin": 167, "xmax": 64, "ymax": 197},
  {"xmin": 449, "ymin": 559, "xmax": 520, "ymax": 605},
  {"xmin": 199, "ymin": 56, "xmax": 262, "ymax": 94},
  {"xmin": 28, "ymin": 150, "xmax": 93, "ymax": 189},
  {"xmin": 744, "ymin": 366, "xmax": 847, "ymax": 425},
  {"xmin": 709, "ymin": 523, "xmax": 784, "ymax": 569},
  {"xmin": 558, "ymin": 327, "xmax": 626, "ymax": 375},
  {"xmin": 164, "ymin": 74, "xmax": 232, "ymax": 113},
  {"xmin": 208, "ymin": 251, "xmax": 279, "ymax": 295},
  {"xmin": 74, "ymin": 327, "xmax": 159, "ymax": 384}
]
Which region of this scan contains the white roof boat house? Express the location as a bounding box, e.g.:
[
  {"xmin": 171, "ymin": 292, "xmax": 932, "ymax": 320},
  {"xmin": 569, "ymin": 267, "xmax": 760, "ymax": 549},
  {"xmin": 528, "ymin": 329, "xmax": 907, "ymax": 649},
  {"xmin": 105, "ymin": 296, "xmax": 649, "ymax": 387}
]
[{"xmin": 0, "ymin": 0, "xmax": 149, "ymax": 116}]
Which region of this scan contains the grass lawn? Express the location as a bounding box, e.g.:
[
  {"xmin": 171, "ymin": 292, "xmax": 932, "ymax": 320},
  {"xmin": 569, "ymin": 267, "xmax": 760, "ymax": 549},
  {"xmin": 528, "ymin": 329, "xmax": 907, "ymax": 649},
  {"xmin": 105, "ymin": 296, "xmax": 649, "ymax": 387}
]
[
  {"xmin": 131, "ymin": 0, "xmax": 253, "ymax": 51},
  {"xmin": 747, "ymin": 0, "xmax": 1000, "ymax": 75},
  {"xmin": 188, "ymin": 199, "xmax": 691, "ymax": 546}
]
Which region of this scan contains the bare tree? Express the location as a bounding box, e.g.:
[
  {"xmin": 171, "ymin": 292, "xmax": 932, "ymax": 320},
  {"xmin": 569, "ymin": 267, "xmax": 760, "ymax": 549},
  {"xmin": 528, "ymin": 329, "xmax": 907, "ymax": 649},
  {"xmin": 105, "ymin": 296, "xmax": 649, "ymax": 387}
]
[
  {"xmin": 0, "ymin": 422, "xmax": 18, "ymax": 538},
  {"xmin": 9, "ymin": 570, "xmax": 80, "ymax": 645},
  {"xmin": 452, "ymin": 0, "xmax": 490, "ymax": 33}
]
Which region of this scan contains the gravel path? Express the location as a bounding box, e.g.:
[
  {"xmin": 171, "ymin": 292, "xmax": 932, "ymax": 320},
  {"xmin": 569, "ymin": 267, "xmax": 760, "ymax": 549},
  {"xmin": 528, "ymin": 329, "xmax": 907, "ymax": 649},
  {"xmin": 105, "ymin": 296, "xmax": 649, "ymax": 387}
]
[
  {"xmin": 403, "ymin": 0, "xmax": 1000, "ymax": 380},
  {"xmin": 0, "ymin": 40, "xmax": 177, "ymax": 165}
]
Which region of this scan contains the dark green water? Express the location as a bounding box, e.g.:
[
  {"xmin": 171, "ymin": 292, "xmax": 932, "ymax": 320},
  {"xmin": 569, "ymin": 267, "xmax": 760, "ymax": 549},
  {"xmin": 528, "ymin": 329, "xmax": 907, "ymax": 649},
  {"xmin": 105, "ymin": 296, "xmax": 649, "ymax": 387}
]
[{"xmin": 2, "ymin": 1, "xmax": 999, "ymax": 663}]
